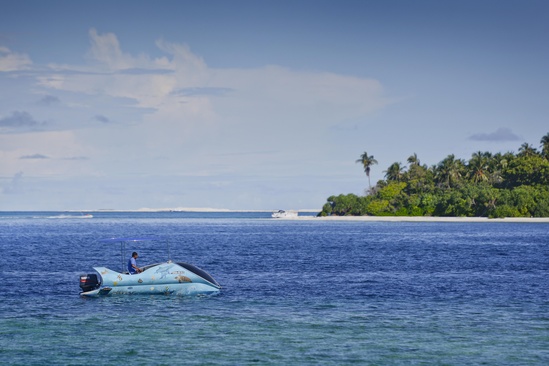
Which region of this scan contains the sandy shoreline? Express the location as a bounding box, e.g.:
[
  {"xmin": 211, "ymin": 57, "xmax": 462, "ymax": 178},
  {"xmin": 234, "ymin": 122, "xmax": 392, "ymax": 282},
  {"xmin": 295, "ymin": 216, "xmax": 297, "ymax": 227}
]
[
  {"xmin": 60, "ymin": 209, "xmax": 549, "ymax": 222},
  {"xmin": 290, "ymin": 215, "xmax": 549, "ymax": 223}
]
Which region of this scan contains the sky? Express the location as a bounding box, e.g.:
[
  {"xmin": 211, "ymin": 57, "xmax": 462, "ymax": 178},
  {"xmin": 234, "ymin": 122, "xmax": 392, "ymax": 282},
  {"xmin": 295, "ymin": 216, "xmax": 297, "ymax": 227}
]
[{"xmin": 1, "ymin": 0, "xmax": 548, "ymax": 211}]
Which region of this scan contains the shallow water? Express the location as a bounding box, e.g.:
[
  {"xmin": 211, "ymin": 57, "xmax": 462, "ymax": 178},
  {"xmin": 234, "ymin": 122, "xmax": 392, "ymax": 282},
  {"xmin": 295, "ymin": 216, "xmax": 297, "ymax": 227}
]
[{"xmin": 1, "ymin": 212, "xmax": 548, "ymax": 365}]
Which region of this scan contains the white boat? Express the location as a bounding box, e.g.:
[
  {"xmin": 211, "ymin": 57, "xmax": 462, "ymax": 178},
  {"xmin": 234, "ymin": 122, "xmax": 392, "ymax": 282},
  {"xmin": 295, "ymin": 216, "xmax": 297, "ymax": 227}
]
[
  {"xmin": 271, "ymin": 210, "xmax": 298, "ymax": 218},
  {"xmin": 79, "ymin": 237, "xmax": 221, "ymax": 297}
]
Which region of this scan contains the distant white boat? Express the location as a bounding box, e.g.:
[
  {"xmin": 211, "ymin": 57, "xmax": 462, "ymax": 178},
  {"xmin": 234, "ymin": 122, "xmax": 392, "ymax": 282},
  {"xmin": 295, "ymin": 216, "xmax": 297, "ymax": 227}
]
[{"xmin": 271, "ymin": 210, "xmax": 298, "ymax": 218}]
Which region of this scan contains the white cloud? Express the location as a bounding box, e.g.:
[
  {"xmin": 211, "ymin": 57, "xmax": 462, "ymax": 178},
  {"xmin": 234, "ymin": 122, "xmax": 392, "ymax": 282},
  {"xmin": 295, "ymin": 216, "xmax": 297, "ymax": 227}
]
[
  {"xmin": 1, "ymin": 29, "xmax": 392, "ymax": 209},
  {"xmin": 39, "ymin": 29, "xmax": 388, "ymax": 120},
  {"xmin": 0, "ymin": 47, "xmax": 32, "ymax": 72},
  {"xmin": 87, "ymin": 28, "xmax": 139, "ymax": 71},
  {"xmin": 32, "ymin": 29, "xmax": 390, "ymax": 170}
]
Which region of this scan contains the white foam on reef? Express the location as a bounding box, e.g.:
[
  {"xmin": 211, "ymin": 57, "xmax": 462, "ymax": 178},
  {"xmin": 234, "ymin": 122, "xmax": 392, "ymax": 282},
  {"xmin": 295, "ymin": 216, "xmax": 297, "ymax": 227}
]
[{"xmin": 46, "ymin": 214, "xmax": 93, "ymax": 219}]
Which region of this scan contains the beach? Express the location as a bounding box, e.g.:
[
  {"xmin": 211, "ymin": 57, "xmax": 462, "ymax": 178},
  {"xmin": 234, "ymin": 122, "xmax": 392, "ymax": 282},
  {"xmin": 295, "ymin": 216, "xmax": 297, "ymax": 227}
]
[{"xmin": 292, "ymin": 215, "xmax": 549, "ymax": 223}]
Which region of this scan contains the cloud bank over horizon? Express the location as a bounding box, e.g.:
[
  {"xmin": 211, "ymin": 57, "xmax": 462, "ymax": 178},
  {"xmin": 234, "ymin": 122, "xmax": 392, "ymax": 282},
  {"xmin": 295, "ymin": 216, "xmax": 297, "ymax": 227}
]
[{"xmin": 1, "ymin": 28, "xmax": 391, "ymax": 209}]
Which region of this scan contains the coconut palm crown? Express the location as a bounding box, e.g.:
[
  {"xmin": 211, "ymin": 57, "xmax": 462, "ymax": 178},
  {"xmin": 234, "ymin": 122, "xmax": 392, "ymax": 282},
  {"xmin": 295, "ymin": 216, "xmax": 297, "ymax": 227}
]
[{"xmin": 356, "ymin": 152, "xmax": 378, "ymax": 191}]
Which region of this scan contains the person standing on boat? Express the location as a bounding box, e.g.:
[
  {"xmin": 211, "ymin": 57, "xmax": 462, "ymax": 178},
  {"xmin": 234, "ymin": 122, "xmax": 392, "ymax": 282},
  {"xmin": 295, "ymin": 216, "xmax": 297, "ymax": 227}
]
[{"xmin": 128, "ymin": 252, "xmax": 142, "ymax": 274}]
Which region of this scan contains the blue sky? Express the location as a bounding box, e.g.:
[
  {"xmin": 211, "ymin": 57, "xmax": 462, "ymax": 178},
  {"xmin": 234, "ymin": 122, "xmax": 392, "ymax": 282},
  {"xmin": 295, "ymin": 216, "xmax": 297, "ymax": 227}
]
[{"xmin": 1, "ymin": 0, "xmax": 548, "ymax": 211}]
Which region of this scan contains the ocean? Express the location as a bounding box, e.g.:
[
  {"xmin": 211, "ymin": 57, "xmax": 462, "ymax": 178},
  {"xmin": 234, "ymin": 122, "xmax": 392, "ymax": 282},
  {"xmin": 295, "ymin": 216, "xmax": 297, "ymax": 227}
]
[{"xmin": 0, "ymin": 211, "xmax": 548, "ymax": 365}]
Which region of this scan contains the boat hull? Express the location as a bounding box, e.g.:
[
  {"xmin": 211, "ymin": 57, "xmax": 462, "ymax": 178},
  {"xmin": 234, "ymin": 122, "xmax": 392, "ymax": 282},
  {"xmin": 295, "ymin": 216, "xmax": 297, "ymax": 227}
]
[
  {"xmin": 271, "ymin": 210, "xmax": 298, "ymax": 218},
  {"xmin": 81, "ymin": 262, "xmax": 221, "ymax": 297}
]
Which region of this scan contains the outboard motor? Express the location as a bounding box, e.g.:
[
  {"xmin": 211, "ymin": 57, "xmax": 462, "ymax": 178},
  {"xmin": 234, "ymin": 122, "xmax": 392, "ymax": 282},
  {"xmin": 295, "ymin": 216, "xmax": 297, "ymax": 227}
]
[{"xmin": 79, "ymin": 273, "xmax": 100, "ymax": 293}]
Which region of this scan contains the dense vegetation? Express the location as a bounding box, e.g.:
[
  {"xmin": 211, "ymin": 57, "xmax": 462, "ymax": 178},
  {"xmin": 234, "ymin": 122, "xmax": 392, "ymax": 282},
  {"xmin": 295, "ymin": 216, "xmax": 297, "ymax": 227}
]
[{"xmin": 319, "ymin": 133, "xmax": 549, "ymax": 218}]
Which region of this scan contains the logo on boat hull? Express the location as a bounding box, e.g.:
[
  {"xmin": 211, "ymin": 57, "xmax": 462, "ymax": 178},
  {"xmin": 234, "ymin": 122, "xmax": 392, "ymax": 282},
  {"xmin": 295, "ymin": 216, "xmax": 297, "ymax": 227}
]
[{"xmin": 175, "ymin": 275, "xmax": 192, "ymax": 283}]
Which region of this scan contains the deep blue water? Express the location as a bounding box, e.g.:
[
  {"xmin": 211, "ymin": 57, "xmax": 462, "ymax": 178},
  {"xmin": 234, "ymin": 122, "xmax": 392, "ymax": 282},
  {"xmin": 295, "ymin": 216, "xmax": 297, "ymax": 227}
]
[{"xmin": 0, "ymin": 212, "xmax": 548, "ymax": 365}]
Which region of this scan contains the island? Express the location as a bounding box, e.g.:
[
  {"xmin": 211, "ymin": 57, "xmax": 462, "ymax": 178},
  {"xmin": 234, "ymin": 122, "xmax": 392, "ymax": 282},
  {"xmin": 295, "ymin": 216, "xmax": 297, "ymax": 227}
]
[{"xmin": 319, "ymin": 133, "xmax": 549, "ymax": 218}]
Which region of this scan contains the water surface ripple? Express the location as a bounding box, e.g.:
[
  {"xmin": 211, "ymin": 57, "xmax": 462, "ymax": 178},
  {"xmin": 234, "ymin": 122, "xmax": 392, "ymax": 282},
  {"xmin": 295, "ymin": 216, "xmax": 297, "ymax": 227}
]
[{"xmin": 0, "ymin": 212, "xmax": 548, "ymax": 365}]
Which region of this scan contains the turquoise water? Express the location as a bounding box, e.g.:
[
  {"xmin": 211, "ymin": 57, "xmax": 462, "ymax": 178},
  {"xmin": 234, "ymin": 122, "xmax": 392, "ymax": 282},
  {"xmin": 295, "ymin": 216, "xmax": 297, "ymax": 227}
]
[{"xmin": 0, "ymin": 212, "xmax": 548, "ymax": 365}]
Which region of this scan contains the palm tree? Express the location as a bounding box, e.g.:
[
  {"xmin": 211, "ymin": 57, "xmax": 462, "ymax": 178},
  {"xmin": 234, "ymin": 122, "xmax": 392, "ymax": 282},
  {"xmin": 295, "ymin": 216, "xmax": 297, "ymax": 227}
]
[
  {"xmin": 540, "ymin": 133, "xmax": 549, "ymax": 159},
  {"xmin": 384, "ymin": 162, "xmax": 405, "ymax": 181},
  {"xmin": 407, "ymin": 153, "xmax": 420, "ymax": 166},
  {"xmin": 356, "ymin": 152, "xmax": 378, "ymax": 191},
  {"xmin": 518, "ymin": 142, "xmax": 537, "ymax": 157},
  {"xmin": 489, "ymin": 152, "xmax": 509, "ymax": 185},
  {"xmin": 468, "ymin": 151, "xmax": 491, "ymax": 183},
  {"xmin": 435, "ymin": 154, "xmax": 464, "ymax": 188}
]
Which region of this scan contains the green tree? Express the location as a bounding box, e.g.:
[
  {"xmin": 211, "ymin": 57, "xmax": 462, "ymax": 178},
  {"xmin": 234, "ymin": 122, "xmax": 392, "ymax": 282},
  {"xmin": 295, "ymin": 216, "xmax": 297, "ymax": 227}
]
[
  {"xmin": 511, "ymin": 185, "xmax": 537, "ymax": 216},
  {"xmin": 319, "ymin": 202, "xmax": 333, "ymax": 216},
  {"xmin": 320, "ymin": 133, "xmax": 549, "ymax": 218},
  {"xmin": 435, "ymin": 154, "xmax": 465, "ymax": 188},
  {"xmin": 356, "ymin": 152, "xmax": 378, "ymax": 192},
  {"xmin": 420, "ymin": 193, "xmax": 438, "ymax": 215},
  {"xmin": 434, "ymin": 189, "xmax": 471, "ymax": 217},
  {"xmin": 384, "ymin": 162, "xmax": 405, "ymax": 181},
  {"xmin": 540, "ymin": 133, "xmax": 549, "ymax": 160},
  {"xmin": 321, "ymin": 194, "xmax": 364, "ymax": 216},
  {"xmin": 531, "ymin": 187, "xmax": 549, "ymax": 217},
  {"xmin": 468, "ymin": 151, "xmax": 491, "ymax": 183},
  {"xmin": 405, "ymin": 155, "xmax": 433, "ymax": 195},
  {"xmin": 518, "ymin": 142, "xmax": 538, "ymax": 157},
  {"xmin": 461, "ymin": 183, "xmax": 500, "ymax": 217},
  {"xmin": 407, "ymin": 153, "xmax": 420, "ymax": 166},
  {"xmin": 503, "ymin": 155, "xmax": 549, "ymax": 188},
  {"xmin": 377, "ymin": 181, "xmax": 407, "ymax": 201},
  {"xmin": 489, "ymin": 152, "xmax": 513, "ymax": 186},
  {"xmin": 366, "ymin": 199, "xmax": 390, "ymax": 216}
]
